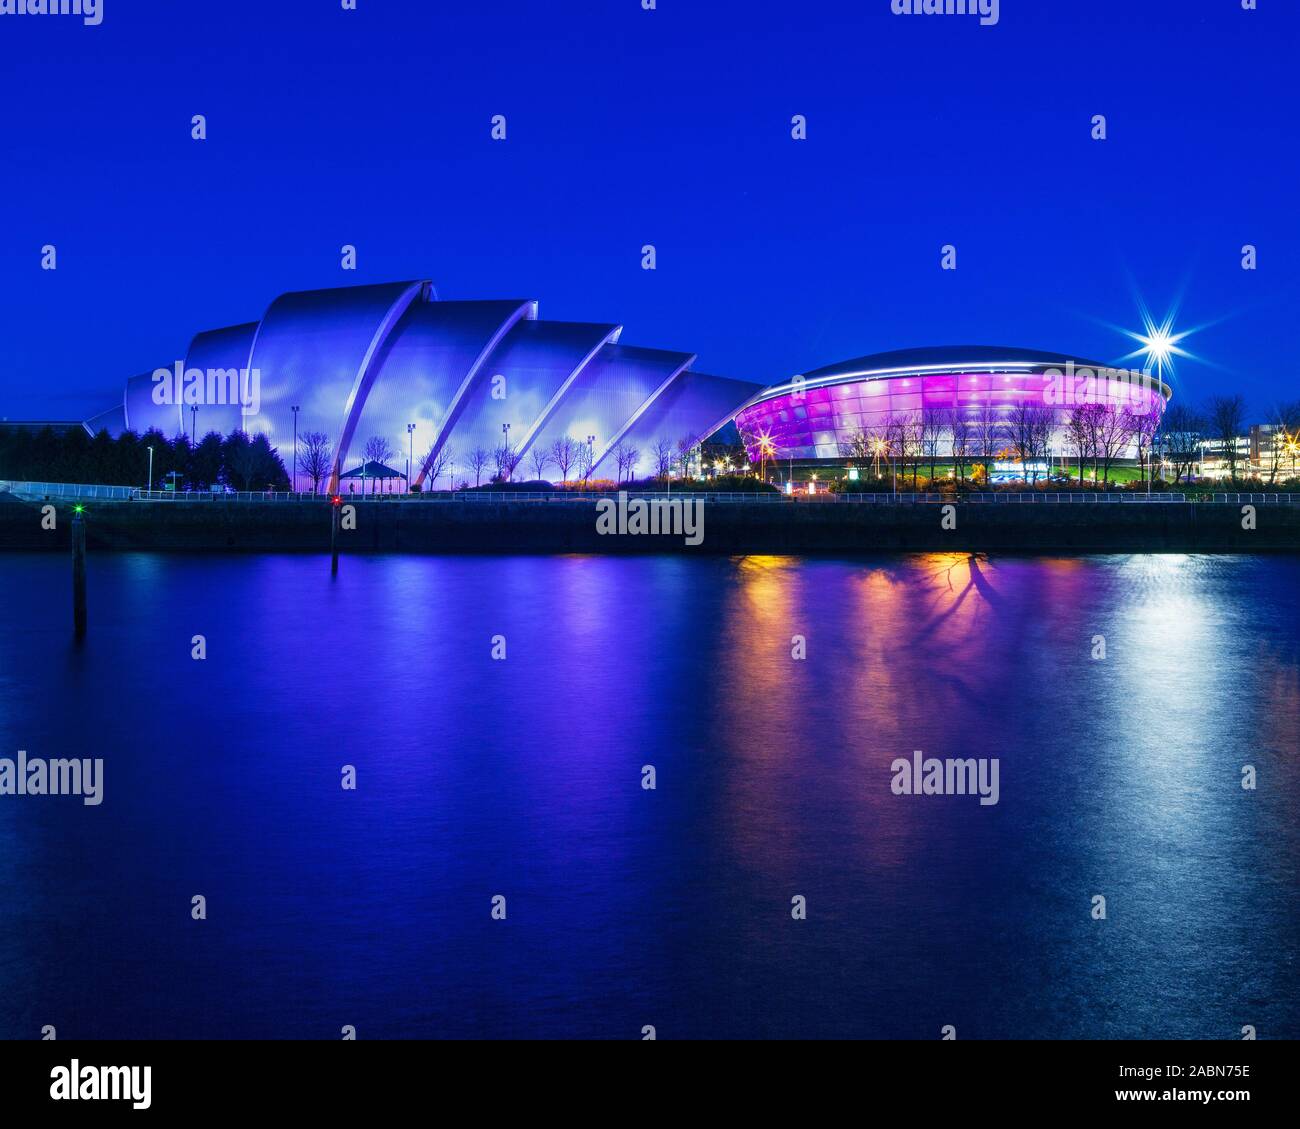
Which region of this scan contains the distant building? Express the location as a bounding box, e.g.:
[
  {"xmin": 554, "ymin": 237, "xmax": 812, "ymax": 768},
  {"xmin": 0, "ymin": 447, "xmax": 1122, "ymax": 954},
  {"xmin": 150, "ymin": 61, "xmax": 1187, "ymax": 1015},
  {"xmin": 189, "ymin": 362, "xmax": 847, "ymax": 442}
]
[
  {"xmin": 1198, "ymin": 426, "xmax": 1299, "ymax": 481},
  {"xmin": 77, "ymin": 280, "xmax": 763, "ymax": 490},
  {"xmin": 0, "ymin": 420, "xmax": 89, "ymax": 436},
  {"xmin": 733, "ymin": 346, "xmax": 1171, "ymax": 466}
]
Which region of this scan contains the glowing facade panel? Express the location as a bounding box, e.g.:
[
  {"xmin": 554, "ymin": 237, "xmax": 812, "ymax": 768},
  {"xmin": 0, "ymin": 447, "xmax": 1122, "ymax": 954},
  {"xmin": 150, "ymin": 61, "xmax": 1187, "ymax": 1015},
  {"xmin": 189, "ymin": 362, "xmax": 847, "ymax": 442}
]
[
  {"xmin": 602, "ymin": 371, "xmax": 765, "ymax": 479},
  {"xmin": 736, "ymin": 354, "xmax": 1171, "ymax": 461},
  {"xmin": 345, "ymin": 299, "xmax": 533, "ymax": 486},
  {"xmin": 521, "ymin": 343, "xmax": 694, "ymax": 474},
  {"xmin": 123, "ymin": 370, "xmax": 182, "ymax": 438},
  {"xmin": 438, "ymin": 319, "xmax": 619, "ymax": 478},
  {"xmin": 182, "ymin": 322, "xmax": 259, "ymax": 439},
  {"xmin": 244, "ymin": 281, "xmax": 426, "ymax": 484}
]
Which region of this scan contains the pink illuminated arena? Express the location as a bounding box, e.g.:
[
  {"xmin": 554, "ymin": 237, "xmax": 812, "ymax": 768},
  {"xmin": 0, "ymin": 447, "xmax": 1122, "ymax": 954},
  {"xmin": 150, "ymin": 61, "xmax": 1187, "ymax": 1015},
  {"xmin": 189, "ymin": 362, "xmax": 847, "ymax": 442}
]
[{"xmin": 734, "ymin": 346, "xmax": 1171, "ymax": 463}]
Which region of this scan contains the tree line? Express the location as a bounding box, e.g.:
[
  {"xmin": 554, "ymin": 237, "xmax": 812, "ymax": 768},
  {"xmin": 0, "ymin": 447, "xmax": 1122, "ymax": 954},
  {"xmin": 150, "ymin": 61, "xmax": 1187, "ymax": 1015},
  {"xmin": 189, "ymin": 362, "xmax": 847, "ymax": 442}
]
[
  {"xmin": 751, "ymin": 396, "xmax": 1300, "ymax": 487},
  {"xmin": 0, "ymin": 426, "xmax": 288, "ymax": 490},
  {"xmin": 298, "ymin": 431, "xmax": 736, "ymax": 491}
]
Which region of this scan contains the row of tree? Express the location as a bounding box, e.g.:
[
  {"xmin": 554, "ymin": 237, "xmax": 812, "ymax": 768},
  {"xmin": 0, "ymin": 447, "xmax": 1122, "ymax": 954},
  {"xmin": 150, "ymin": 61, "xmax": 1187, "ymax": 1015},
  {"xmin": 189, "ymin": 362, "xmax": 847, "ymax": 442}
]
[
  {"xmin": 746, "ymin": 396, "xmax": 1300, "ymax": 487},
  {"xmin": 296, "ymin": 431, "xmax": 722, "ymax": 491},
  {"xmin": 0, "ymin": 426, "xmax": 288, "ymax": 490},
  {"xmin": 15, "ymin": 396, "xmax": 1287, "ymax": 493},
  {"xmin": 0, "ymin": 423, "xmax": 736, "ymax": 493}
]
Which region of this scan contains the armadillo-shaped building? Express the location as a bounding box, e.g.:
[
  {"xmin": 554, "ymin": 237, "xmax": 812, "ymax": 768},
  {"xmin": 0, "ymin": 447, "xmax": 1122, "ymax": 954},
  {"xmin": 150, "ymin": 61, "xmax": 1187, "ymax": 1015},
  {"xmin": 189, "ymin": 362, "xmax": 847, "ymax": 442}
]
[{"xmin": 86, "ymin": 280, "xmax": 762, "ymax": 489}]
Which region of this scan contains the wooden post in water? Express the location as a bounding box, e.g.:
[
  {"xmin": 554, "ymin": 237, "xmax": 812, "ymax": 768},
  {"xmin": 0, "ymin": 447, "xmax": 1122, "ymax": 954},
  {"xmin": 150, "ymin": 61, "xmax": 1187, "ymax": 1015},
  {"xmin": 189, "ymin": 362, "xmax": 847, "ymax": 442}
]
[
  {"xmin": 331, "ymin": 496, "xmax": 340, "ymax": 575},
  {"xmin": 71, "ymin": 509, "xmax": 87, "ymax": 636}
]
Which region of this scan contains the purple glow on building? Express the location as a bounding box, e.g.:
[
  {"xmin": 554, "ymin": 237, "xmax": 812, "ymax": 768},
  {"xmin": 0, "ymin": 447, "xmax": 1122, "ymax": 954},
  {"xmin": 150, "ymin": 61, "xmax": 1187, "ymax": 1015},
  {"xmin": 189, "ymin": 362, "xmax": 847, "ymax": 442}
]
[{"xmin": 735, "ymin": 354, "xmax": 1171, "ymax": 461}]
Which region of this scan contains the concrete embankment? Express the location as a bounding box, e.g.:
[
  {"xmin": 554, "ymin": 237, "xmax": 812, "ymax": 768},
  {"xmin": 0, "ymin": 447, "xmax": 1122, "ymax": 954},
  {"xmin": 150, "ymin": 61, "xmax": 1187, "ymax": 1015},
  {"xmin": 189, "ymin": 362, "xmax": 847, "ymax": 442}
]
[{"xmin": 2, "ymin": 494, "xmax": 1297, "ymax": 553}]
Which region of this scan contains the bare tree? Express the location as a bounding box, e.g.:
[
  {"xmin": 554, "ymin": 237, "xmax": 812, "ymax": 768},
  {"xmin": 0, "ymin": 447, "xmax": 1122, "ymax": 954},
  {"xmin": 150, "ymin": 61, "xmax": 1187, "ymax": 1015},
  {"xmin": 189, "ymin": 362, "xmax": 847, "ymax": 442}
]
[
  {"xmin": 297, "ymin": 431, "xmax": 332, "ymax": 494},
  {"xmin": 920, "ymin": 406, "xmax": 947, "ymax": 484},
  {"xmin": 1028, "ymin": 404, "xmax": 1055, "ymax": 483},
  {"xmin": 609, "ymin": 442, "xmax": 634, "ymax": 483},
  {"xmin": 363, "ymin": 435, "xmax": 394, "ymax": 465},
  {"xmin": 468, "ymin": 445, "xmax": 490, "ymax": 487},
  {"xmin": 653, "ymin": 437, "xmax": 675, "ymax": 481},
  {"xmin": 423, "ymin": 443, "xmax": 454, "ymax": 491},
  {"xmin": 1156, "ymin": 402, "xmax": 1204, "ymax": 486},
  {"xmin": 975, "ymin": 403, "xmax": 1002, "ymax": 482},
  {"xmin": 676, "ymin": 435, "xmax": 700, "ymax": 481},
  {"xmin": 492, "ymin": 442, "xmax": 519, "ymax": 482},
  {"xmin": 575, "ymin": 441, "xmax": 595, "ymax": 485},
  {"xmin": 361, "ymin": 435, "xmax": 396, "ymax": 493},
  {"xmin": 1094, "ymin": 404, "xmax": 1134, "ymax": 485},
  {"xmin": 838, "ymin": 427, "xmax": 871, "ymax": 484},
  {"xmin": 947, "ymin": 409, "xmax": 972, "ymax": 484},
  {"xmin": 550, "ymin": 436, "xmax": 579, "ymax": 483},
  {"xmin": 1254, "ymin": 402, "xmax": 1300, "ymax": 485},
  {"xmin": 529, "ymin": 445, "xmax": 552, "ymax": 482},
  {"xmin": 734, "ymin": 426, "xmax": 759, "ymax": 476},
  {"xmin": 617, "ymin": 443, "xmax": 640, "ymax": 483},
  {"xmin": 1208, "ymin": 394, "xmax": 1247, "ymax": 484},
  {"xmin": 1009, "ymin": 403, "xmax": 1036, "ymax": 482},
  {"xmin": 1124, "ymin": 405, "xmax": 1161, "ymax": 486},
  {"xmin": 1064, "ymin": 408, "xmax": 1091, "ymax": 487}
]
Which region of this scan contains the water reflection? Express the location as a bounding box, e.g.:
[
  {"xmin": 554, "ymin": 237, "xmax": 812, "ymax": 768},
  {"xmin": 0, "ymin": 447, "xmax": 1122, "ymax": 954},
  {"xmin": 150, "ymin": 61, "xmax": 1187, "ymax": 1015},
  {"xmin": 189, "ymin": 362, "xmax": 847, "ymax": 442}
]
[{"xmin": 0, "ymin": 551, "xmax": 1296, "ymax": 1038}]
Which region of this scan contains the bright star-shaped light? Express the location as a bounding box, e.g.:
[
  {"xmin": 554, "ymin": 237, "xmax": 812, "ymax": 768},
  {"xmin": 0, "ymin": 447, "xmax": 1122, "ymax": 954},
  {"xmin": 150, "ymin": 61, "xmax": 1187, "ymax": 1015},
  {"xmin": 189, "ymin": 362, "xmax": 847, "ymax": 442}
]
[{"xmin": 1117, "ymin": 302, "xmax": 1196, "ymax": 382}]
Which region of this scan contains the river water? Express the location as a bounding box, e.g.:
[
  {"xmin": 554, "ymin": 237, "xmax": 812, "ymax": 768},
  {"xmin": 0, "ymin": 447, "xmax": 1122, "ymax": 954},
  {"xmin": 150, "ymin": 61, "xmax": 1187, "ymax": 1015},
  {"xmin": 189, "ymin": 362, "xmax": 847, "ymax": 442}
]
[{"xmin": 0, "ymin": 551, "xmax": 1296, "ymax": 1038}]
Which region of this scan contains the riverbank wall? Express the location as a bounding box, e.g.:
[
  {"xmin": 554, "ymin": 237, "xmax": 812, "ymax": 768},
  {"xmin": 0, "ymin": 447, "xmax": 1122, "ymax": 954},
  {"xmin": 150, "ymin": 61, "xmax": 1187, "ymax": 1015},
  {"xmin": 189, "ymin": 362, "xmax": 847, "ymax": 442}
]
[{"xmin": 3, "ymin": 495, "xmax": 1297, "ymax": 554}]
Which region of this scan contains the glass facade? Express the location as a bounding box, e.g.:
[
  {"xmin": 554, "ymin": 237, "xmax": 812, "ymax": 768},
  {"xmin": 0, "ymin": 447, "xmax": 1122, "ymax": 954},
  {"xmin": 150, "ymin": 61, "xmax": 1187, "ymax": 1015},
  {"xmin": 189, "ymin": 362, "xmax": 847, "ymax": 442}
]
[{"xmin": 736, "ymin": 367, "xmax": 1169, "ymax": 461}]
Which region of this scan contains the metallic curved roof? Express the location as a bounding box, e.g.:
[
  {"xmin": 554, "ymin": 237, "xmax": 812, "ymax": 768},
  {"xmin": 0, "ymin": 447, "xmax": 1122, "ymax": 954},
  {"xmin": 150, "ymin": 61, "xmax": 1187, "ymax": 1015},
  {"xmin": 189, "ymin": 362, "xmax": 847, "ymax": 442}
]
[
  {"xmin": 800, "ymin": 345, "xmax": 1117, "ymax": 378},
  {"xmin": 747, "ymin": 344, "xmax": 1174, "ymax": 410},
  {"xmin": 93, "ymin": 281, "xmax": 765, "ymax": 487}
]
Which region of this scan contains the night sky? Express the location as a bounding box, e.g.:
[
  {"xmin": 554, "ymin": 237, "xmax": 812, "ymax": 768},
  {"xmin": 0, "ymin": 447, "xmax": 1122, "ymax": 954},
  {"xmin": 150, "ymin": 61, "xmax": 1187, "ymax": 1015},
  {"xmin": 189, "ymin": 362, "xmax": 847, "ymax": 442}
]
[{"xmin": 1, "ymin": 0, "xmax": 1295, "ymax": 423}]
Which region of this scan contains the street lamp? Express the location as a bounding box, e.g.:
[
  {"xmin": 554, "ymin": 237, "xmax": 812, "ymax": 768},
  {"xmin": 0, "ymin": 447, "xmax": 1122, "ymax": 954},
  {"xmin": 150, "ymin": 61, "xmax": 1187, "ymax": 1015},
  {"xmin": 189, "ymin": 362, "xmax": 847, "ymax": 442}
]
[
  {"xmin": 407, "ymin": 422, "xmax": 416, "ymax": 492},
  {"xmin": 146, "ymin": 445, "xmax": 154, "ymax": 493},
  {"xmin": 502, "ymin": 422, "xmax": 512, "ymax": 482},
  {"xmin": 190, "ymin": 405, "xmax": 198, "ymax": 445},
  {"xmin": 586, "ymin": 434, "xmax": 595, "ymax": 486},
  {"xmin": 291, "ymin": 405, "xmax": 300, "ymax": 494}
]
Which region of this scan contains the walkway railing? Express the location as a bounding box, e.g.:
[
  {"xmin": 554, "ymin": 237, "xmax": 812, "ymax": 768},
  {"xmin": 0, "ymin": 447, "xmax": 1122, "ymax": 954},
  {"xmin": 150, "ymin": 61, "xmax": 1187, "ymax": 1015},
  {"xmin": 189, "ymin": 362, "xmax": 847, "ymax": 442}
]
[{"xmin": 3, "ymin": 480, "xmax": 1297, "ymax": 505}]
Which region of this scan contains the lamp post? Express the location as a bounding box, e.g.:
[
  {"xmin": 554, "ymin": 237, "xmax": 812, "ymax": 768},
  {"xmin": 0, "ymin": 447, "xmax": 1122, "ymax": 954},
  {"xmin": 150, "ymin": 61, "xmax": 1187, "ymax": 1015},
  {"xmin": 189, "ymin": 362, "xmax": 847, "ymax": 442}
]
[
  {"xmin": 407, "ymin": 422, "xmax": 416, "ymax": 492},
  {"xmin": 190, "ymin": 405, "xmax": 198, "ymax": 445},
  {"xmin": 758, "ymin": 435, "xmax": 775, "ymax": 487},
  {"xmin": 146, "ymin": 445, "xmax": 154, "ymax": 494},
  {"xmin": 291, "ymin": 405, "xmax": 300, "ymax": 494},
  {"xmin": 502, "ymin": 422, "xmax": 512, "ymax": 482},
  {"xmin": 586, "ymin": 434, "xmax": 595, "ymax": 487}
]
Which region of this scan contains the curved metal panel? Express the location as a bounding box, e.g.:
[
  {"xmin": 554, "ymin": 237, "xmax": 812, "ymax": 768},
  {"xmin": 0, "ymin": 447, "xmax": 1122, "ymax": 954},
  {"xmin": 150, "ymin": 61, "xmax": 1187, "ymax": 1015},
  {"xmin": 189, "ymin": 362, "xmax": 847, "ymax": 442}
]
[
  {"xmin": 609, "ymin": 371, "xmax": 765, "ymax": 479},
  {"xmin": 343, "ymin": 300, "xmax": 535, "ymax": 489},
  {"xmin": 518, "ymin": 344, "xmax": 694, "ymax": 479},
  {"xmin": 84, "ymin": 403, "xmax": 127, "ymax": 438},
  {"xmin": 181, "ymin": 322, "xmax": 260, "ymax": 439},
  {"xmin": 443, "ymin": 320, "xmax": 620, "ymax": 481},
  {"xmin": 242, "ymin": 281, "xmax": 428, "ymax": 487},
  {"xmin": 123, "ymin": 370, "xmax": 183, "ymax": 439}
]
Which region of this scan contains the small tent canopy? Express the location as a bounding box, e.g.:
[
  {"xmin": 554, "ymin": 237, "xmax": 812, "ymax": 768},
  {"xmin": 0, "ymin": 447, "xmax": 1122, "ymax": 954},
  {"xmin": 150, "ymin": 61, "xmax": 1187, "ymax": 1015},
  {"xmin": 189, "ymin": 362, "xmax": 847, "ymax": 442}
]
[
  {"xmin": 338, "ymin": 460, "xmax": 408, "ymax": 493},
  {"xmin": 338, "ymin": 460, "xmax": 406, "ymax": 481}
]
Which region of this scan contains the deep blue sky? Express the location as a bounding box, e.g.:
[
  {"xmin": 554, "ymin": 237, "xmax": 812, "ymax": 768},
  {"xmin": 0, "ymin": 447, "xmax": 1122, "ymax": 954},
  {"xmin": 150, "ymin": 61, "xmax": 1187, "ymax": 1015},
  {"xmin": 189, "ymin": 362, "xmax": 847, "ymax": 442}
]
[{"xmin": 1, "ymin": 0, "xmax": 1295, "ymax": 422}]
